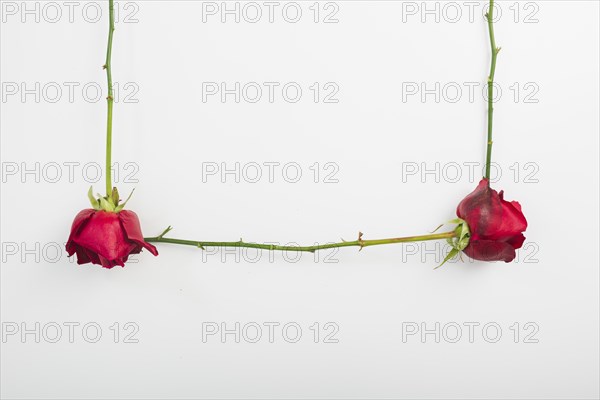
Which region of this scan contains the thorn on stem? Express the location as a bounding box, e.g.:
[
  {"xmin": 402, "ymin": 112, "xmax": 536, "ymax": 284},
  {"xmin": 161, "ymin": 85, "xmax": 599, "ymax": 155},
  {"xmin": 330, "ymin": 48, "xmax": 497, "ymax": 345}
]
[{"xmin": 357, "ymin": 231, "xmax": 365, "ymax": 251}]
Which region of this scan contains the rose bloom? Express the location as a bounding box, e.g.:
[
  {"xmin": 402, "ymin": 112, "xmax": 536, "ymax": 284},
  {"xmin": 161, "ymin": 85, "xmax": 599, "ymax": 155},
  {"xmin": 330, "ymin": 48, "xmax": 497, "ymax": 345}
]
[
  {"xmin": 457, "ymin": 178, "xmax": 527, "ymax": 262},
  {"xmin": 66, "ymin": 209, "xmax": 158, "ymax": 268}
]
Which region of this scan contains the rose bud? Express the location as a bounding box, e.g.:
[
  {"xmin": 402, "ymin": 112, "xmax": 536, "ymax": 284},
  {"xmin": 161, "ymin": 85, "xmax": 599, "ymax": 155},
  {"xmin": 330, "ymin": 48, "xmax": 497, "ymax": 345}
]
[
  {"xmin": 456, "ymin": 178, "xmax": 527, "ymax": 262},
  {"xmin": 66, "ymin": 187, "xmax": 158, "ymax": 268}
]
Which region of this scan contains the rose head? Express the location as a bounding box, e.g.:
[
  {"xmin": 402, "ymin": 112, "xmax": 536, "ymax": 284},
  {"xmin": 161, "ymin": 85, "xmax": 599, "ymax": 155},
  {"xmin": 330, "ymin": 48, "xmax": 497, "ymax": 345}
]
[
  {"xmin": 457, "ymin": 178, "xmax": 527, "ymax": 262},
  {"xmin": 66, "ymin": 209, "xmax": 158, "ymax": 269}
]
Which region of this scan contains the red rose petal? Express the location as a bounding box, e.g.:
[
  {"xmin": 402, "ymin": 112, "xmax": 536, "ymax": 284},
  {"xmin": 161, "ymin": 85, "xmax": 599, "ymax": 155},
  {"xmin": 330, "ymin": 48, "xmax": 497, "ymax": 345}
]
[
  {"xmin": 457, "ymin": 179, "xmax": 527, "ymax": 263},
  {"xmin": 119, "ymin": 210, "xmax": 158, "ymax": 256},
  {"xmin": 75, "ymin": 211, "xmax": 137, "ymax": 261},
  {"xmin": 66, "ymin": 209, "xmax": 95, "ymax": 256},
  {"xmin": 507, "ymin": 233, "xmax": 526, "ymax": 249},
  {"xmin": 67, "ymin": 207, "xmax": 158, "ymax": 268},
  {"xmin": 463, "ymin": 240, "xmax": 517, "ymax": 263}
]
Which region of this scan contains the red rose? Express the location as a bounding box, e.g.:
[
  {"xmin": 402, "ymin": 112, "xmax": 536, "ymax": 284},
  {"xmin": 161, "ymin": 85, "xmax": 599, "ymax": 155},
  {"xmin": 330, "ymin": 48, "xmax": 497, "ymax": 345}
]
[
  {"xmin": 66, "ymin": 209, "xmax": 158, "ymax": 269},
  {"xmin": 457, "ymin": 178, "xmax": 527, "ymax": 262}
]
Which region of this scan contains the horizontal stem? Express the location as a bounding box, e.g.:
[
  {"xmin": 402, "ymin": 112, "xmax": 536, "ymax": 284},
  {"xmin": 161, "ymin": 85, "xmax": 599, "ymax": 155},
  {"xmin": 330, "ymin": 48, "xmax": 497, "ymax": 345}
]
[{"xmin": 144, "ymin": 228, "xmax": 457, "ymax": 253}]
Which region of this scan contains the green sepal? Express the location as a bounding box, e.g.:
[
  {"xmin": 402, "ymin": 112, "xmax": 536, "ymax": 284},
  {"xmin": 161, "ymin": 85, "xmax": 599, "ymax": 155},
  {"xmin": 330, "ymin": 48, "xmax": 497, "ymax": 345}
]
[
  {"xmin": 435, "ymin": 248, "xmax": 459, "ymax": 269},
  {"xmin": 435, "ymin": 218, "xmax": 471, "ymax": 269},
  {"xmin": 86, "ymin": 186, "xmax": 135, "ymax": 213},
  {"xmin": 114, "ymin": 188, "xmax": 135, "ymax": 212},
  {"xmin": 88, "ymin": 186, "xmax": 101, "ymax": 210},
  {"xmin": 97, "ymin": 193, "xmax": 115, "ymax": 212},
  {"xmin": 111, "ymin": 187, "xmax": 120, "ymax": 207},
  {"xmin": 453, "ymin": 218, "xmax": 471, "ymax": 251}
]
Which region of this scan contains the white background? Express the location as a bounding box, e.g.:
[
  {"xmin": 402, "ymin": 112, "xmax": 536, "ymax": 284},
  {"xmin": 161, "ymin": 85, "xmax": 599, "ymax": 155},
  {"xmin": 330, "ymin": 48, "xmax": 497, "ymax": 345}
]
[{"xmin": 1, "ymin": 1, "xmax": 599, "ymax": 399}]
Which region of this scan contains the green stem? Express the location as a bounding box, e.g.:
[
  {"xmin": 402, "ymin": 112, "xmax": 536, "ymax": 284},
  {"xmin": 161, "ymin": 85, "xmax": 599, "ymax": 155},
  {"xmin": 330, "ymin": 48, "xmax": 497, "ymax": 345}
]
[
  {"xmin": 484, "ymin": 0, "xmax": 500, "ymax": 181},
  {"xmin": 144, "ymin": 227, "xmax": 457, "ymax": 253},
  {"xmin": 104, "ymin": 0, "xmax": 115, "ymax": 196}
]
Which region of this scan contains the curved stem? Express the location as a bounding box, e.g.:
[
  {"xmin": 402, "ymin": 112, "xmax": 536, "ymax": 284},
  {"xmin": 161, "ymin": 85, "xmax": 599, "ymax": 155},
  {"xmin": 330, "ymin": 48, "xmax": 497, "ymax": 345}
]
[
  {"xmin": 104, "ymin": 0, "xmax": 115, "ymax": 196},
  {"xmin": 145, "ymin": 227, "xmax": 457, "ymax": 253},
  {"xmin": 484, "ymin": 0, "xmax": 500, "ymax": 181}
]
